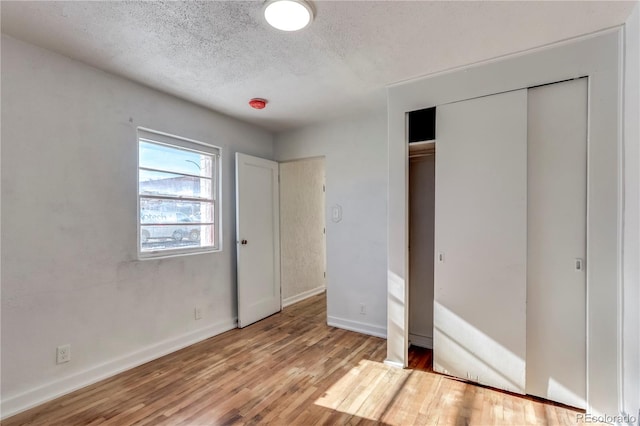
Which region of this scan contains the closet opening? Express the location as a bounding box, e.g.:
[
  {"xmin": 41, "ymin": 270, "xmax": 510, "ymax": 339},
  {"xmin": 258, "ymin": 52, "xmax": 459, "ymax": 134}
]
[{"xmin": 408, "ymin": 106, "xmax": 436, "ymax": 353}]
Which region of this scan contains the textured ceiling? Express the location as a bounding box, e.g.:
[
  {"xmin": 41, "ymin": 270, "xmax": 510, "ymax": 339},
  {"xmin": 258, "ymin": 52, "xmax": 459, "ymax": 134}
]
[{"xmin": 1, "ymin": 1, "xmax": 636, "ymax": 131}]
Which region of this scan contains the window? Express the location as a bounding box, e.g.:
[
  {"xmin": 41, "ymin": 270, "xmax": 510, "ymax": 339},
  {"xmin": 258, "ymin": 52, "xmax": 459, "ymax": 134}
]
[{"xmin": 137, "ymin": 128, "xmax": 220, "ymax": 258}]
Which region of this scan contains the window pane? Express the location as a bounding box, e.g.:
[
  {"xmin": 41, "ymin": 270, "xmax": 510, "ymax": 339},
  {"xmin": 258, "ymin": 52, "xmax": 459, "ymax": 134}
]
[
  {"xmin": 139, "ymin": 169, "xmax": 212, "ymax": 199},
  {"xmin": 139, "ymin": 141, "xmax": 213, "ymax": 177},
  {"xmin": 140, "ymin": 198, "xmax": 214, "ymax": 224},
  {"xmin": 137, "ymin": 133, "xmax": 219, "ymax": 257},
  {"xmin": 140, "ymin": 224, "xmax": 215, "ymax": 252}
]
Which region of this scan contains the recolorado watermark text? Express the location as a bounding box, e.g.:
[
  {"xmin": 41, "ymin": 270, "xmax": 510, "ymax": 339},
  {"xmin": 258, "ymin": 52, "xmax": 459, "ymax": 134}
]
[{"xmin": 576, "ymin": 413, "xmax": 638, "ymax": 424}]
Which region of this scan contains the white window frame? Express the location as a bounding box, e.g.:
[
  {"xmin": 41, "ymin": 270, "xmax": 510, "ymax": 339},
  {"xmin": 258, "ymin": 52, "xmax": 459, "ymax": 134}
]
[{"xmin": 137, "ymin": 127, "xmax": 222, "ymax": 259}]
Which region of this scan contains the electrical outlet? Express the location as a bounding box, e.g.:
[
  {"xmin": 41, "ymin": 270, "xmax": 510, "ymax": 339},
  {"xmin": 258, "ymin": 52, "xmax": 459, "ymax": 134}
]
[
  {"xmin": 56, "ymin": 344, "xmax": 71, "ymax": 364},
  {"xmin": 359, "ymin": 303, "xmax": 366, "ymax": 315},
  {"xmin": 194, "ymin": 307, "xmax": 202, "ymax": 320}
]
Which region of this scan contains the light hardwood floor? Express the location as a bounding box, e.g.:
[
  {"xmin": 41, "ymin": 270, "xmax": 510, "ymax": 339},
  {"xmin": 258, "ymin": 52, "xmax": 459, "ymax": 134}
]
[{"xmin": 3, "ymin": 294, "xmax": 585, "ymax": 425}]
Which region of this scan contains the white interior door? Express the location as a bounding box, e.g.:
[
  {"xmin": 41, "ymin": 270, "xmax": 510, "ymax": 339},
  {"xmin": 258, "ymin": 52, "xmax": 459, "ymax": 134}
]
[
  {"xmin": 433, "ymin": 89, "xmax": 528, "ymax": 394},
  {"xmin": 526, "ymin": 78, "xmax": 587, "ymax": 408},
  {"xmin": 235, "ymin": 153, "xmax": 280, "ymax": 328}
]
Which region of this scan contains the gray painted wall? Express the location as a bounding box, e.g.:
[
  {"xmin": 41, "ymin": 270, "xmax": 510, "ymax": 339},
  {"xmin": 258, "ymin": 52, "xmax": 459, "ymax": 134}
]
[{"xmin": 0, "ymin": 35, "xmax": 273, "ymax": 416}]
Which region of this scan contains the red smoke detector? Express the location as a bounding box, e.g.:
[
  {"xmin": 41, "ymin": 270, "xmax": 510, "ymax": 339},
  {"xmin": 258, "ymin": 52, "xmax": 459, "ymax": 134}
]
[{"xmin": 249, "ymin": 98, "xmax": 268, "ymax": 109}]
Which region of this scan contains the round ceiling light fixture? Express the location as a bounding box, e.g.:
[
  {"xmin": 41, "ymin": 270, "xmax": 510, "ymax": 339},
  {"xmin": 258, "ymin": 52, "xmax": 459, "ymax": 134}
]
[{"xmin": 264, "ymin": 0, "xmax": 314, "ymax": 32}]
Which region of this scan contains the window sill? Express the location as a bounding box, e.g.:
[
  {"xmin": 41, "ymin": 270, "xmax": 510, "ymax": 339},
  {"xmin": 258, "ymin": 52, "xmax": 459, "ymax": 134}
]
[{"xmin": 137, "ymin": 247, "xmax": 221, "ymax": 261}]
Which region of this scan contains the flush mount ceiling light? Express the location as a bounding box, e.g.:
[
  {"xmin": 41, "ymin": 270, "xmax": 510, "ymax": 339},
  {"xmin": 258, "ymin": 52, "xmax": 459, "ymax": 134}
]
[{"xmin": 264, "ymin": 0, "xmax": 314, "ymax": 32}]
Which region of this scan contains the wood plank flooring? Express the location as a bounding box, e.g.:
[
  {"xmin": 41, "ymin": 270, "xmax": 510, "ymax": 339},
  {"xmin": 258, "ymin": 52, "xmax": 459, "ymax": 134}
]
[{"xmin": 3, "ymin": 294, "xmax": 586, "ymax": 425}]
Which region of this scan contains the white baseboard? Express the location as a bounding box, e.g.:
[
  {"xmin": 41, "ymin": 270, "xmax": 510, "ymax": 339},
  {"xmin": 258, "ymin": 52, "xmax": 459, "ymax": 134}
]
[
  {"xmin": 384, "ymin": 359, "xmax": 405, "ymax": 369},
  {"xmin": 282, "ymin": 286, "xmax": 326, "ymax": 308},
  {"xmin": 409, "ymin": 333, "xmax": 433, "ymax": 349},
  {"xmin": 327, "ymin": 315, "xmax": 387, "ymax": 338},
  {"xmin": 1, "ymin": 318, "xmax": 237, "ymax": 420}
]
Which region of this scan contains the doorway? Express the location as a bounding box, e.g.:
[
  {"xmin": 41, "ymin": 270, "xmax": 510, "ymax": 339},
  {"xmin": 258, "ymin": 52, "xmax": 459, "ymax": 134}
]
[
  {"xmin": 279, "ymin": 157, "xmax": 327, "ymax": 308},
  {"xmin": 236, "ymin": 154, "xmax": 327, "ymax": 328},
  {"xmin": 408, "ymin": 144, "xmax": 435, "ymax": 350}
]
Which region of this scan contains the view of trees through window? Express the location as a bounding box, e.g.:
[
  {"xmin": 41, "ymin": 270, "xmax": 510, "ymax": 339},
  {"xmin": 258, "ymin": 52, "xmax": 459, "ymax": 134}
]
[{"xmin": 138, "ymin": 138, "xmax": 218, "ymax": 255}]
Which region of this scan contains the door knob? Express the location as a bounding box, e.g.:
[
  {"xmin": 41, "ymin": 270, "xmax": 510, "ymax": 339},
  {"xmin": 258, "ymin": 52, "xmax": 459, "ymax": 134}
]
[{"xmin": 241, "ymin": 239, "xmax": 248, "ymax": 245}]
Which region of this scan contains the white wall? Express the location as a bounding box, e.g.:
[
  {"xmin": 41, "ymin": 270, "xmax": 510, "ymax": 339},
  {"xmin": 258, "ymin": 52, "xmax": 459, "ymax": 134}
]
[
  {"xmin": 387, "ymin": 29, "xmax": 623, "ymax": 415},
  {"xmin": 0, "ymin": 35, "xmax": 273, "ymax": 417},
  {"xmin": 274, "ymin": 111, "xmax": 388, "ymax": 338},
  {"xmin": 623, "ymin": 1, "xmax": 640, "ymax": 420}
]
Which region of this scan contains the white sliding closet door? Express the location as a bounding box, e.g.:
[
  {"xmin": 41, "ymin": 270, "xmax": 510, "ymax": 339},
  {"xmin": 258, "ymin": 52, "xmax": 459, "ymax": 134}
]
[
  {"xmin": 434, "ymin": 90, "xmax": 528, "ymax": 394},
  {"xmin": 526, "ymin": 78, "xmax": 587, "ymax": 408}
]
